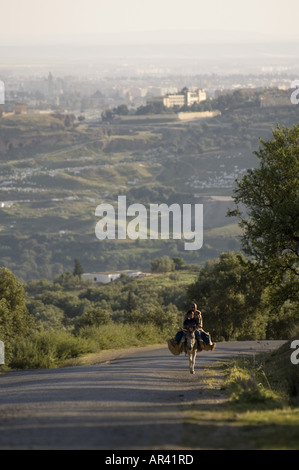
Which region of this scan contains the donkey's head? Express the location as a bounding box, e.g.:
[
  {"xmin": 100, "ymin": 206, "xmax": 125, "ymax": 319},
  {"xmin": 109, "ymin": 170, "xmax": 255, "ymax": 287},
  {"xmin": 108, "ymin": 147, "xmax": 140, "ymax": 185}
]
[
  {"xmin": 184, "ymin": 328, "xmax": 196, "ymax": 352},
  {"xmin": 183, "ymin": 328, "xmax": 198, "ymax": 375}
]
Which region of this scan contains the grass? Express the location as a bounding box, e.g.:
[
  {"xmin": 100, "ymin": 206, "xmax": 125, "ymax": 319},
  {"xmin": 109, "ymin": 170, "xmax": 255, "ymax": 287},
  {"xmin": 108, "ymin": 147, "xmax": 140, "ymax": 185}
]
[
  {"xmin": 204, "ymin": 223, "xmax": 242, "ymax": 239},
  {"xmin": 136, "ymin": 271, "xmax": 198, "ymax": 289},
  {"xmin": 181, "ymin": 336, "xmax": 299, "ymax": 449}
]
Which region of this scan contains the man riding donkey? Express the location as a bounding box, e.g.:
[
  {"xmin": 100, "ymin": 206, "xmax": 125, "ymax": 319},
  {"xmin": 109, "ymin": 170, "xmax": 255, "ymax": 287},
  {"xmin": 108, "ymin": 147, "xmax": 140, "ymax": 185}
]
[{"xmin": 170, "ymin": 302, "xmax": 216, "ymax": 354}]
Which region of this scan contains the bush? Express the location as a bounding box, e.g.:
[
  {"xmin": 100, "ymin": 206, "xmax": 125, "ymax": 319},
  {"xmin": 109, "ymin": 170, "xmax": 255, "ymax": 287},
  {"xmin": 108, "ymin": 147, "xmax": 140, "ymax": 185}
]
[
  {"xmin": 9, "ymin": 330, "xmax": 95, "ymax": 369},
  {"xmin": 223, "ymin": 362, "xmax": 282, "ymax": 408},
  {"xmin": 78, "ymin": 322, "xmax": 169, "ymax": 351},
  {"xmin": 151, "ymin": 256, "xmax": 175, "ymax": 273}
]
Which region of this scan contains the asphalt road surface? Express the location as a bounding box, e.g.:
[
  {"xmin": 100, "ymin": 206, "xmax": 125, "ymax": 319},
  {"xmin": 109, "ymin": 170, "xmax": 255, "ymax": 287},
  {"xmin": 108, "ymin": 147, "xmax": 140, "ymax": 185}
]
[{"xmin": 0, "ymin": 340, "xmax": 286, "ymax": 450}]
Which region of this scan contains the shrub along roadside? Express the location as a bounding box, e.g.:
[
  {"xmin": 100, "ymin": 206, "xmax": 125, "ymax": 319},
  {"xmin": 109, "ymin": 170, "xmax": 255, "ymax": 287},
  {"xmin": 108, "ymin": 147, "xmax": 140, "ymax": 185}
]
[
  {"xmin": 180, "ymin": 336, "xmax": 299, "ymax": 449},
  {"xmin": 222, "ymin": 334, "xmax": 299, "ymax": 408},
  {"xmin": 9, "ymin": 330, "xmax": 94, "ymax": 369},
  {"xmin": 7, "ymin": 322, "xmax": 170, "ymax": 370}
]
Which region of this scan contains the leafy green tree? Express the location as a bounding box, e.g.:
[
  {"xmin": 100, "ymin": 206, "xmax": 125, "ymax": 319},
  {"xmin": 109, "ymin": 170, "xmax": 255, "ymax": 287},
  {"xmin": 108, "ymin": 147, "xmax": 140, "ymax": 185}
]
[
  {"xmin": 54, "ymin": 271, "xmax": 91, "ymax": 289},
  {"xmin": 228, "ymin": 124, "xmax": 299, "ymax": 306},
  {"xmin": 113, "ymin": 104, "xmax": 129, "ymax": 116},
  {"xmin": 0, "ymin": 268, "xmax": 34, "ymax": 360},
  {"xmin": 101, "ymin": 109, "xmax": 114, "ymax": 122},
  {"xmin": 265, "ymin": 297, "xmax": 299, "ymax": 339},
  {"xmin": 136, "ymin": 101, "xmax": 170, "ymax": 115},
  {"xmin": 172, "ymin": 257, "xmax": 186, "ymax": 270},
  {"xmin": 151, "ymin": 256, "xmax": 175, "ymax": 273},
  {"xmin": 147, "ymin": 304, "xmax": 180, "ymax": 334},
  {"xmin": 229, "ymin": 125, "xmax": 299, "ymax": 278},
  {"xmin": 126, "ymin": 290, "xmax": 138, "ymax": 313},
  {"xmin": 186, "ymin": 253, "xmax": 267, "ymax": 341},
  {"xmin": 26, "ymin": 299, "xmax": 65, "ymax": 331},
  {"xmin": 73, "ymin": 259, "xmax": 84, "ymax": 278},
  {"xmin": 37, "ymin": 290, "xmax": 91, "ymax": 319},
  {"xmin": 74, "ymin": 308, "xmax": 112, "ymax": 332}
]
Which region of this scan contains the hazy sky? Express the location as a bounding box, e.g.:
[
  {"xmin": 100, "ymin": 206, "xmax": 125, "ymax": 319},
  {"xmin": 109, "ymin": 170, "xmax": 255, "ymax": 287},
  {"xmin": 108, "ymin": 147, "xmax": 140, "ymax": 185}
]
[{"xmin": 1, "ymin": 0, "xmax": 299, "ymax": 44}]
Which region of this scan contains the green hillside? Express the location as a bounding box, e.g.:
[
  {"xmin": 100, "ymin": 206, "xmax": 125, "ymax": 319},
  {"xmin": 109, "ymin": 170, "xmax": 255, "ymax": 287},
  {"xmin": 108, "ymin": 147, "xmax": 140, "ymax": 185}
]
[{"xmin": 0, "ymin": 101, "xmax": 298, "ymax": 280}]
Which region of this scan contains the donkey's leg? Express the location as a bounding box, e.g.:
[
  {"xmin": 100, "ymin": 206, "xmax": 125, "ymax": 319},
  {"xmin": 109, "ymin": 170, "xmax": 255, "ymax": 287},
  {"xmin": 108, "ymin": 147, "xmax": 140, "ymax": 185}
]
[
  {"xmin": 192, "ymin": 352, "xmax": 196, "ymax": 374},
  {"xmin": 190, "ymin": 352, "xmax": 195, "ymax": 374},
  {"xmin": 188, "ymin": 353, "xmax": 193, "ymax": 374}
]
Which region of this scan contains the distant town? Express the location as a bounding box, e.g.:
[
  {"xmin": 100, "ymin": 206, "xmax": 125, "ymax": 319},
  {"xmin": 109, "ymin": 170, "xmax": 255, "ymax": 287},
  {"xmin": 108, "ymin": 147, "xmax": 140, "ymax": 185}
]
[{"xmin": 0, "ymin": 64, "xmax": 296, "ymax": 122}]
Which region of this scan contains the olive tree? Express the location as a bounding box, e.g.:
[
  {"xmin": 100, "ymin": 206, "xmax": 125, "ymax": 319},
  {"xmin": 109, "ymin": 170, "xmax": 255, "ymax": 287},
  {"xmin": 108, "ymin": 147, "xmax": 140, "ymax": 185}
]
[
  {"xmin": 186, "ymin": 253, "xmax": 267, "ymax": 341},
  {"xmin": 0, "ymin": 268, "xmax": 34, "ymax": 360},
  {"xmin": 228, "ymin": 125, "xmax": 299, "ymax": 286}
]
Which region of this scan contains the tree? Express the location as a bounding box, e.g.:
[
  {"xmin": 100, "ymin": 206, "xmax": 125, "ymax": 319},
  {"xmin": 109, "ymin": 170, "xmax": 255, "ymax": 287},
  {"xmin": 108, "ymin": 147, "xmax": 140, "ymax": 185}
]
[
  {"xmin": 0, "ymin": 268, "xmax": 34, "ymax": 360},
  {"xmin": 186, "ymin": 253, "xmax": 267, "ymax": 341},
  {"xmin": 73, "ymin": 259, "xmax": 84, "ymax": 278},
  {"xmin": 113, "ymin": 104, "xmax": 129, "ymax": 116},
  {"xmin": 136, "ymin": 102, "xmax": 170, "ymax": 115},
  {"xmin": 26, "ymin": 300, "xmax": 65, "ymax": 331},
  {"xmin": 228, "ymin": 125, "xmax": 299, "ymax": 290},
  {"xmin": 126, "ymin": 290, "xmax": 137, "ymax": 312},
  {"xmin": 74, "ymin": 308, "xmax": 111, "ymax": 332},
  {"xmin": 150, "ymin": 256, "xmax": 175, "ymax": 273},
  {"xmin": 172, "ymin": 257, "xmax": 186, "ymax": 270},
  {"xmin": 101, "ymin": 109, "xmax": 114, "ymax": 122}
]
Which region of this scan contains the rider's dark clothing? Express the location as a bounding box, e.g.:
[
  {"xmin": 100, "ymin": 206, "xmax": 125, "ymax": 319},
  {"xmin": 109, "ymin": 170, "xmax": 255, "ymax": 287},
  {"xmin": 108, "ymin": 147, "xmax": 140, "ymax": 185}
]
[{"xmin": 183, "ymin": 316, "xmax": 199, "ymax": 330}]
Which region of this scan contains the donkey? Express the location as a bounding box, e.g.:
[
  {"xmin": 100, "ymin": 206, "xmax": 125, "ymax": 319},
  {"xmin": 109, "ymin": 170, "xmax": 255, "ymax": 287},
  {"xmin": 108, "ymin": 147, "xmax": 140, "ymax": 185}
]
[{"xmin": 182, "ymin": 327, "xmax": 201, "ymax": 374}]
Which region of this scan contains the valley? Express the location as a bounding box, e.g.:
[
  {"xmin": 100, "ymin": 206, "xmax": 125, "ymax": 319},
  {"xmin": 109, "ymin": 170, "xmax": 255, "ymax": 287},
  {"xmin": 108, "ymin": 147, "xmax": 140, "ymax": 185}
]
[{"xmin": 0, "ymin": 102, "xmax": 298, "ymax": 280}]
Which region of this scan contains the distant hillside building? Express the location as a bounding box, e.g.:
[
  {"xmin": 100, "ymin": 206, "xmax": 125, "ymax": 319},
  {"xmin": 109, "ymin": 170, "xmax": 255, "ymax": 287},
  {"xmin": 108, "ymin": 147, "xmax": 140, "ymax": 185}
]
[
  {"xmin": 148, "ymin": 88, "xmax": 206, "ymax": 108},
  {"xmin": 185, "ymin": 89, "xmax": 207, "ymax": 106},
  {"xmin": 82, "ymin": 270, "xmax": 144, "ymax": 284},
  {"xmin": 163, "ymin": 93, "xmax": 186, "ymax": 108}
]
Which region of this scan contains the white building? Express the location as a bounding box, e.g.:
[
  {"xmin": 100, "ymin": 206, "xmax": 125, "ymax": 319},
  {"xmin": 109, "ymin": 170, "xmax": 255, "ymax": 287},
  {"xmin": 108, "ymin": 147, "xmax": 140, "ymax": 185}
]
[
  {"xmin": 185, "ymin": 89, "xmax": 207, "ymax": 106},
  {"xmin": 147, "ymin": 88, "xmax": 206, "ymax": 109},
  {"xmin": 82, "ymin": 270, "xmax": 143, "ymax": 284},
  {"xmin": 163, "ymin": 93, "xmax": 186, "ymax": 108}
]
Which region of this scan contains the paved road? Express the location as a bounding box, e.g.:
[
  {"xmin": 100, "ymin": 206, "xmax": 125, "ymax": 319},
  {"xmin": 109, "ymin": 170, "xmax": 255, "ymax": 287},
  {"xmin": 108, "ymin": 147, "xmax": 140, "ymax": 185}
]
[{"xmin": 0, "ymin": 341, "xmax": 285, "ymax": 450}]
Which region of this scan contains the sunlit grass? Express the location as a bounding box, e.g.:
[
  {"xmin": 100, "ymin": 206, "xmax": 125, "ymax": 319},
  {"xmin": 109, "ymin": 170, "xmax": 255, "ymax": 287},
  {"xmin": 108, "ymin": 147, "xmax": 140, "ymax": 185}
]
[{"xmin": 182, "ymin": 339, "xmax": 299, "ymax": 449}]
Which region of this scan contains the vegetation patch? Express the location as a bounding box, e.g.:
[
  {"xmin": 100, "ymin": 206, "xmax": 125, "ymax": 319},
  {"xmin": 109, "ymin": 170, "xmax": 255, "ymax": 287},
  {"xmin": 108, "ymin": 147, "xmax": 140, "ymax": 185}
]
[{"xmin": 181, "ymin": 338, "xmax": 299, "ymax": 449}]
